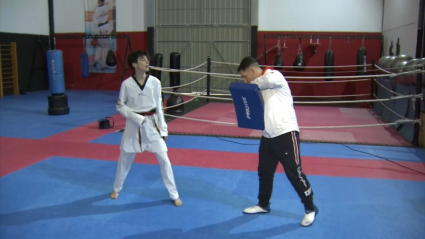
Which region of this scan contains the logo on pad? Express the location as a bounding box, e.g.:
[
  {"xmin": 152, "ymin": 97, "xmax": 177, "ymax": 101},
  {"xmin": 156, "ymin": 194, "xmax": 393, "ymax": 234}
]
[{"xmin": 242, "ymin": 96, "xmax": 251, "ymax": 120}]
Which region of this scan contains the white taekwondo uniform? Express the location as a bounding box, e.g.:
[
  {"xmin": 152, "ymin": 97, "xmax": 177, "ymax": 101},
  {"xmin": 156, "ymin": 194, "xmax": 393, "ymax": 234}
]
[{"xmin": 112, "ymin": 74, "xmax": 179, "ymax": 200}]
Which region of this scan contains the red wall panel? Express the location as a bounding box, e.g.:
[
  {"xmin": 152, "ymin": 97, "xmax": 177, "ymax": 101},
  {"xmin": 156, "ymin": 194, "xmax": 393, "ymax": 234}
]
[
  {"xmin": 55, "ymin": 32, "xmax": 147, "ymax": 91},
  {"xmin": 257, "ymin": 32, "xmax": 382, "ymax": 99}
]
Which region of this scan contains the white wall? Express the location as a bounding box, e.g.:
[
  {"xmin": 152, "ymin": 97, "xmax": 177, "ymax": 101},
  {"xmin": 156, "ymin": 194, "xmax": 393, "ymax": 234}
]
[
  {"xmin": 258, "ymin": 0, "xmax": 383, "ymax": 32},
  {"xmin": 54, "ymin": 0, "xmax": 147, "ymax": 33},
  {"xmin": 382, "ymin": 0, "xmax": 420, "ymax": 58},
  {"xmin": 116, "ymin": 0, "xmax": 147, "ymax": 32},
  {"xmin": 0, "ymin": 0, "xmax": 49, "ymax": 35}
]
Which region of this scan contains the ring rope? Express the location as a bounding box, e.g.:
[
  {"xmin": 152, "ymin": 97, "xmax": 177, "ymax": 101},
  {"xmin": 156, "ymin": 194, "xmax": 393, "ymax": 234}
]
[
  {"xmin": 162, "ymin": 76, "xmax": 207, "ymax": 89},
  {"xmin": 163, "ymin": 93, "xmax": 200, "ymax": 110},
  {"xmin": 163, "ymin": 89, "xmax": 421, "ymax": 104},
  {"xmin": 372, "ymin": 94, "xmax": 408, "ymax": 120},
  {"xmin": 373, "ymin": 78, "xmax": 404, "ymax": 96},
  {"xmin": 156, "ymin": 61, "xmax": 207, "ymax": 72},
  {"xmin": 150, "ymin": 65, "xmax": 421, "ymax": 80},
  {"xmin": 163, "ymin": 113, "xmax": 420, "ymax": 129},
  {"xmin": 287, "ymin": 78, "xmax": 371, "ymax": 83},
  {"xmin": 211, "ymin": 60, "xmax": 372, "ymax": 69},
  {"xmin": 209, "ymin": 88, "xmax": 370, "ymax": 98},
  {"xmin": 162, "ymin": 90, "xmax": 233, "ymax": 101}
]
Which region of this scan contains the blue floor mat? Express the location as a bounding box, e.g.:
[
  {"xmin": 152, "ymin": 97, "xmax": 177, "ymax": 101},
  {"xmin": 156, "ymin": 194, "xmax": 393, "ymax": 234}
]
[{"xmin": 1, "ymin": 157, "xmax": 424, "ymax": 239}]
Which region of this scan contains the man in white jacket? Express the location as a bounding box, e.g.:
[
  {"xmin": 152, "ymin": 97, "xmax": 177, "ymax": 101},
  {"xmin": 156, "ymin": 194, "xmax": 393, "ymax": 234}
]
[
  {"xmin": 110, "ymin": 50, "xmax": 182, "ymax": 207},
  {"xmin": 237, "ymin": 57, "xmax": 318, "ymax": 226}
]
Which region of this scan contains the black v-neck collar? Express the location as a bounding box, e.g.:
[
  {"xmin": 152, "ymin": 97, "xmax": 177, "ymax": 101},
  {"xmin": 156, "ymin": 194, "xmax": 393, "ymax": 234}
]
[{"xmin": 132, "ymin": 74, "xmax": 149, "ymax": 91}]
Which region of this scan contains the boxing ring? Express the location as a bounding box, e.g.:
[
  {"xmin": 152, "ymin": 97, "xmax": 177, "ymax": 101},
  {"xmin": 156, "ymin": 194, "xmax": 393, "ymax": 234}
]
[{"xmin": 151, "ymin": 57, "xmax": 424, "ymax": 147}]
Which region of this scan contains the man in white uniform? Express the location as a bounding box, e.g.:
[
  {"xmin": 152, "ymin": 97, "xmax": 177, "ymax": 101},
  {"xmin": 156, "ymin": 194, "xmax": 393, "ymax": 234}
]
[
  {"xmin": 237, "ymin": 57, "xmax": 318, "ymax": 226},
  {"xmin": 110, "ymin": 50, "xmax": 182, "ymax": 207},
  {"xmin": 91, "ymin": 0, "xmax": 111, "ymax": 69}
]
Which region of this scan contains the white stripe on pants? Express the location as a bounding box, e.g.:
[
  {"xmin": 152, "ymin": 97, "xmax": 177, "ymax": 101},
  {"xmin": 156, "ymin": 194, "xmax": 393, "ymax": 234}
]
[{"xmin": 113, "ymin": 150, "xmax": 179, "ymax": 200}]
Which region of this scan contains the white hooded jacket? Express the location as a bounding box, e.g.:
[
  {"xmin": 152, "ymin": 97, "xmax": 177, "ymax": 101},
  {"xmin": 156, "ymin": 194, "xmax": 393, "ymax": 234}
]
[{"xmin": 251, "ymin": 68, "xmax": 299, "ymax": 138}]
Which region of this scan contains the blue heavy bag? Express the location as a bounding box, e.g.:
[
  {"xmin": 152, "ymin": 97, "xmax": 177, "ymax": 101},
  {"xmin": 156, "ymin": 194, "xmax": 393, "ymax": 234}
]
[
  {"xmin": 46, "ymin": 50, "xmax": 65, "ymax": 95},
  {"xmin": 229, "ymin": 82, "xmax": 265, "ymax": 130},
  {"xmin": 81, "ymin": 53, "xmax": 89, "ymax": 78}
]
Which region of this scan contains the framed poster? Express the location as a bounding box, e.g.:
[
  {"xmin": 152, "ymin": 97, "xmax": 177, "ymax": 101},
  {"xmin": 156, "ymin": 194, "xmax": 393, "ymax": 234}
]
[{"xmin": 84, "ymin": 0, "xmax": 117, "ymax": 73}]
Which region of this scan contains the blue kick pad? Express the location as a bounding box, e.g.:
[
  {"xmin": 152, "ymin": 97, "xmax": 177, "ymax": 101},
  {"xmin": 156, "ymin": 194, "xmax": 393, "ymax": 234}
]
[{"xmin": 229, "ymin": 82, "xmax": 264, "ymax": 130}]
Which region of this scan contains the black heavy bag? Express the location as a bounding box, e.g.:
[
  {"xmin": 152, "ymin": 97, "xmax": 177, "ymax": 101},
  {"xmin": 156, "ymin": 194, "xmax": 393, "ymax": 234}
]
[
  {"xmin": 150, "ymin": 53, "xmax": 163, "ymax": 80},
  {"xmin": 396, "ymin": 38, "xmax": 400, "ymax": 56},
  {"xmin": 324, "ymin": 50, "xmax": 334, "ymax": 81},
  {"xmin": 106, "ymin": 50, "xmax": 117, "ymax": 67},
  {"xmin": 274, "ymin": 47, "xmax": 284, "ymax": 66},
  {"xmin": 80, "ymin": 53, "xmax": 89, "ymax": 78},
  {"xmin": 293, "ymin": 39, "xmax": 305, "ymax": 71},
  {"xmin": 357, "ymin": 47, "xmax": 367, "ymax": 75},
  {"xmin": 169, "ymin": 52, "xmax": 181, "ymax": 89},
  {"xmin": 166, "ymin": 52, "xmax": 184, "ymax": 113}
]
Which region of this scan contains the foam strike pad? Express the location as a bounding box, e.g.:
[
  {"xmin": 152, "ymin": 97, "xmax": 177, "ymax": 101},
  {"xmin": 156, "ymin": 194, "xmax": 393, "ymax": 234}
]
[{"xmin": 229, "ymin": 82, "xmax": 264, "ymax": 130}]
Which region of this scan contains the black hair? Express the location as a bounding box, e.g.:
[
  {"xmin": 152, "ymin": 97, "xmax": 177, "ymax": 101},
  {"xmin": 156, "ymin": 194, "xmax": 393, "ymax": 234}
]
[
  {"xmin": 127, "ymin": 50, "xmax": 149, "ymax": 70},
  {"xmin": 237, "ymin": 56, "xmax": 260, "ymax": 72}
]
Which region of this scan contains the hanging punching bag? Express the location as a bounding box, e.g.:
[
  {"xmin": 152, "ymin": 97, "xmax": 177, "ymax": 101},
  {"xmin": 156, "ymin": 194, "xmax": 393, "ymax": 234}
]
[
  {"xmin": 293, "ymin": 38, "xmax": 305, "ymax": 71},
  {"xmin": 396, "ymin": 38, "xmax": 400, "ymax": 56},
  {"xmin": 167, "ymin": 52, "xmax": 184, "ymax": 113},
  {"xmin": 274, "ymin": 41, "xmax": 284, "ymax": 67},
  {"xmin": 274, "ymin": 50, "xmax": 284, "ymax": 66},
  {"xmin": 169, "ymin": 52, "xmax": 181, "ymax": 89},
  {"xmin": 81, "ymin": 39, "xmax": 89, "ymax": 78},
  {"xmin": 106, "ymin": 49, "xmax": 117, "ymax": 67},
  {"xmin": 357, "ymin": 47, "xmax": 367, "ymax": 75},
  {"xmin": 324, "ymin": 50, "xmax": 334, "ymax": 81},
  {"xmin": 81, "ymin": 53, "xmax": 89, "ymax": 77},
  {"xmin": 150, "ymin": 53, "xmax": 163, "ymax": 80}
]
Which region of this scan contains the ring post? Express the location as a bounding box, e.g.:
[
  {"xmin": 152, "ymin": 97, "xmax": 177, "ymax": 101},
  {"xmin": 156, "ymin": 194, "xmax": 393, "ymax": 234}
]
[
  {"xmin": 263, "ymin": 34, "xmax": 267, "ymax": 65},
  {"xmin": 207, "ymin": 56, "xmax": 211, "ymax": 103},
  {"xmin": 370, "ymin": 60, "xmax": 375, "ymax": 108},
  {"xmin": 413, "ymin": 66, "xmax": 423, "ymax": 147}
]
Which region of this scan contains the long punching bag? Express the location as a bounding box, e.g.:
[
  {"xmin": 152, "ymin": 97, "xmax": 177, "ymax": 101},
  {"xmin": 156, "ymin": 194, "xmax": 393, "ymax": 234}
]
[
  {"xmin": 169, "ymin": 52, "xmax": 181, "ymax": 89},
  {"xmin": 357, "ymin": 47, "xmax": 367, "ymax": 75},
  {"xmin": 274, "ymin": 42, "xmax": 284, "ymax": 67},
  {"xmin": 150, "ymin": 53, "xmax": 163, "ymax": 80},
  {"xmin": 81, "ymin": 39, "xmax": 89, "ymax": 77},
  {"xmin": 166, "ymin": 52, "xmax": 184, "ymax": 113},
  {"xmin": 293, "ymin": 38, "xmax": 305, "ymax": 71},
  {"xmin": 324, "ymin": 50, "xmax": 334, "ymax": 81},
  {"xmin": 47, "ymin": 50, "xmax": 69, "ymax": 115},
  {"xmin": 47, "ymin": 50, "xmax": 65, "ymax": 94},
  {"xmin": 396, "ymin": 38, "xmax": 400, "ymax": 56}
]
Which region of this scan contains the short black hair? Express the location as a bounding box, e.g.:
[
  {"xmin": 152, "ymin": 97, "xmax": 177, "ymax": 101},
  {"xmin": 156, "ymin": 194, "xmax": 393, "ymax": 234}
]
[
  {"xmin": 237, "ymin": 56, "xmax": 260, "ymax": 72},
  {"xmin": 127, "ymin": 50, "xmax": 149, "ymax": 70}
]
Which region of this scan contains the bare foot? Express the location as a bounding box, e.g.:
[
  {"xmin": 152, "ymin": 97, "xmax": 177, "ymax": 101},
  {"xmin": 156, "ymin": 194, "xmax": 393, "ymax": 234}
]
[
  {"xmin": 174, "ymin": 198, "xmax": 182, "ymax": 207},
  {"xmin": 110, "ymin": 191, "xmax": 119, "ymax": 199}
]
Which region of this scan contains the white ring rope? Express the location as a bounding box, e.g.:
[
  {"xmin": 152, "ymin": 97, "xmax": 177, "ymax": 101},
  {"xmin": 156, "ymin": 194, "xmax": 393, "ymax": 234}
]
[
  {"xmin": 155, "ymin": 61, "xmax": 207, "ymax": 72},
  {"xmin": 163, "ymin": 93, "xmax": 199, "ymax": 110},
  {"xmin": 162, "ymin": 90, "xmax": 233, "ymax": 101},
  {"xmin": 163, "ymin": 89, "xmax": 421, "ymax": 104},
  {"xmin": 163, "ymin": 113, "xmax": 420, "ymax": 129},
  {"xmin": 372, "ymin": 94, "xmax": 407, "ymax": 120},
  {"xmin": 294, "ymin": 94, "xmax": 370, "ymax": 98},
  {"xmin": 158, "ymin": 60, "xmax": 423, "ymax": 132},
  {"xmin": 211, "ymin": 61, "xmax": 372, "ymax": 69},
  {"xmin": 149, "ymin": 66, "xmax": 238, "ymax": 77},
  {"xmin": 209, "ymin": 89, "xmax": 370, "ymax": 98},
  {"xmin": 373, "ymin": 78, "xmax": 404, "ymax": 96},
  {"xmin": 287, "ymin": 78, "xmax": 371, "ymax": 83},
  {"xmin": 162, "ymin": 76, "xmax": 207, "ymax": 89}
]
